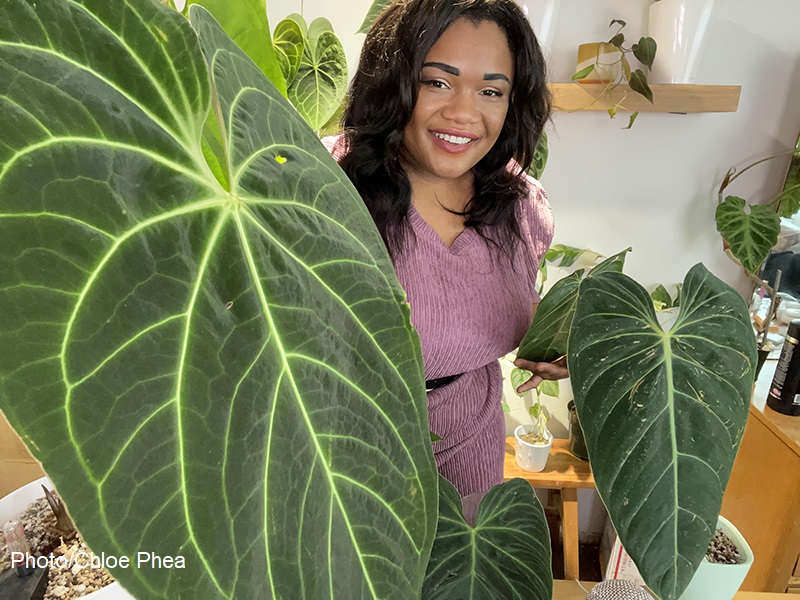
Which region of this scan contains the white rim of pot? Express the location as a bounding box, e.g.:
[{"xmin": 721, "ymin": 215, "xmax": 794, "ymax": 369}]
[{"xmin": 514, "ymin": 424, "xmax": 553, "ymax": 448}]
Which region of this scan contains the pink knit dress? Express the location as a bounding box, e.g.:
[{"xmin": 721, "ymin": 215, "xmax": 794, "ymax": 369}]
[{"xmin": 324, "ymin": 136, "xmax": 554, "ymax": 497}]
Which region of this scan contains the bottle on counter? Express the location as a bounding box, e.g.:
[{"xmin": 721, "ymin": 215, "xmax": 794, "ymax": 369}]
[{"xmin": 767, "ymin": 318, "xmax": 800, "ymax": 416}]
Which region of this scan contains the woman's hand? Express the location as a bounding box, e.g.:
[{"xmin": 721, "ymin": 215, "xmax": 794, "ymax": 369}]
[{"xmin": 513, "ymin": 356, "xmax": 568, "ymax": 394}]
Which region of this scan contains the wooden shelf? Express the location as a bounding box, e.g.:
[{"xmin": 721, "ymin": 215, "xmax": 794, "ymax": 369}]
[{"xmin": 549, "ymin": 83, "xmax": 741, "ymax": 113}]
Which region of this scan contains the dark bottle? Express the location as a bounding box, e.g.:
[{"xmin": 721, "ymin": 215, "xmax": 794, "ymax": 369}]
[{"xmin": 767, "ymin": 318, "xmax": 800, "ymax": 416}]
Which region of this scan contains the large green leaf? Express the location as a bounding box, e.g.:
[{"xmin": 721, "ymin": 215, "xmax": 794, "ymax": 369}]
[
  {"xmin": 358, "ymin": 0, "xmax": 392, "ymax": 34},
  {"xmin": 184, "ymin": 0, "xmax": 287, "ymax": 96},
  {"xmin": 422, "ymin": 478, "xmax": 552, "ymax": 600},
  {"xmin": 715, "ymin": 195, "xmax": 780, "ymax": 274},
  {"xmin": 0, "ymin": 1, "xmax": 438, "ymax": 598},
  {"xmin": 517, "ymin": 248, "xmax": 630, "ymax": 363},
  {"xmin": 289, "ymin": 17, "xmax": 348, "ymax": 134},
  {"xmin": 273, "ymin": 15, "xmax": 305, "ymax": 87},
  {"xmin": 568, "ymin": 264, "xmax": 755, "ymax": 600}
]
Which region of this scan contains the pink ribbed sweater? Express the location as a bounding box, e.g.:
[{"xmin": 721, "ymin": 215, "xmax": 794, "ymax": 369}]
[{"xmin": 324, "ymin": 136, "xmax": 554, "ymax": 496}]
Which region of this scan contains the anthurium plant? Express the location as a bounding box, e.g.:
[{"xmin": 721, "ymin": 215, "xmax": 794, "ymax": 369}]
[{"xmin": 0, "ymin": 1, "xmax": 553, "ymax": 599}]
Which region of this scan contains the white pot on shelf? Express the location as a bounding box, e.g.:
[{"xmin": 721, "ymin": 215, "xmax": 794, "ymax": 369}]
[
  {"xmin": 514, "ymin": 425, "xmax": 553, "ymax": 472},
  {"xmin": 514, "ymin": 0, "xmax": 559, "ymax": 49},
  {"xmin": 648, "ymin": 0, "xmax": 715, "ymax": 83},
  {"xmin": 678, "ymin": 515, "xmax": 753, "ymax": 600},
  {"xmin": 0, "ymin": 477, "xmax": 132, "ymax": 600}
]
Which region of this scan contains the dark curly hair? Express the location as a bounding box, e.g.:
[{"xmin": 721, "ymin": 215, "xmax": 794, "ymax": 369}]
[{"xmin": 337, "ymin": 0, "xmax": 551, "ymax": 258}]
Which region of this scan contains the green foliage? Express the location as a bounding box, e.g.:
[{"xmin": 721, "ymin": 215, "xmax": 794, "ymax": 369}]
[
  {"xmin": 538, "ymin": 380, "xmax": 559, "ymax": 398},
  {"xmin": 715, "ymin": 195, "xmax": 780, "ymax": 274},
  {"xmin": 529, "ymin": 131, "xmax": 549, "ymax": 181},
  {"xmin": 632, "ymin": 37, "xmax": 657, "ymax": 70},
  {"xmin": 358, "ymin": 0, "xmax": 392, "ymax": 34},
  {"xmin": 569, "ymin": 264, "xmax": 755, "ymax": 600},
  {"xmin": 518, "ymin": 248, "xmax": 632, "ymax": 363},
  {"xmin": 422, "ymin": 478, "xmax": 552, "ymax": 600},
  {"xmin": 0, "ymin": 2, "xmax": 440, "ymax": 597},
  {"xmin": 273, "ymin": 14, "xmax": 305, "ymax": 86},
  {"xmin": 628, "ymin": 70, "xmax": 653, "ymax": 103}
]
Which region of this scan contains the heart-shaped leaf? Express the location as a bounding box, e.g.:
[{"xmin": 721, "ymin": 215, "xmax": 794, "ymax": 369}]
[
  {"xmin": 422, "ymin": 478, "xmax": 552, "ymax": 600},
  {"xmin": 289, "ymin": 18, "xmax": 348, "ymax": 134},
  {"xmin": 358, "ymin": 0, "xmax": 392, "ymax": 34},
  {"xmin": 715, "ymin": 195, "xmax": 780, "ymax": 273},
  {"xmin": 632, "ymin": 36, "xmax": 657, "ymax": 70},
  {"xmin": 274, "ymin": 15, "xmax": 305, "ymax": 86},
  {"xmin": 517, "ymin": 248, "xmax": 631, "ymax": 363},
  {"xmin": 568, "ymin": 264, "xmax": 756, "ymax": 600},
  {"xmin": 0, "ymin": 2, "xmax": 437, "ymax": 598},
  {"xmin": 628, "ymin": 69, "xmax": 653, "ymax": 103}
]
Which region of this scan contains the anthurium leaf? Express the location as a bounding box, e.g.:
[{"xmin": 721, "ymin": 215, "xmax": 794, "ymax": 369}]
[
  {"xmin": 273, "ymin": 16, "xmax": 305, "ymax": 87},
  {"xmin": 650, "ymin": 284, "xmax": 673, "ymax": 309},
  {"xmin": 539, "ymin": 380, "xmax": 559, "ymax": 397},
  {"xmin": 358, "ymin": 0, "xmax": 392, "ymax": 34},
  {"xmin": 422, "ymin": 478, "xmax": 552, "ymax": 600},
  {"xmin": 185, "ymin": 0, "xmax": 287, "ymax": 96},
  {"xmin": 628, "ymin": 70, "xmax": 653, "ymax": 103},
  {"xmin": 518, "ymin": 248, "xmax": 631, "ymax": 363},
  {"xmin": 0, "ymin": 1, "xmax": 438, "ymax": 598},
  {"xmin": 633, "ymin": 36, "xmax": 657, "ymax": 70},
  {"xmin": 289, "ymin": 19, "xmax": 348, "ymax": 134},
  {"xmin": 568, "ymin": 264, "xmax": 755, "ymax": 600},
  {"xmin": 715, "ymin": 195, "xmax": 780, "ymax": 273}
]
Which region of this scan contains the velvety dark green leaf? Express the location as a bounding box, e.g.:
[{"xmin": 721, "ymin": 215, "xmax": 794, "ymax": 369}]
[
  {"xmin": 572, "ymin": 65, "xmax": 595, "ymax": 81},
  {"xmin": 651, "ymin": 284, "xmax": 674, "ymax": 309},
  {"xmin": 628, "ymin": 70, "xmax": 653, "ymax": 103},
  {"xmin": 608, "ymin": 33, "xmax": 625, "ymax": 48},
  {"xmin": 632, "ymin": 37, "xmax": 657, "ymax": 70},
  {"xmin": 358, "ymin": 0, "xmax": 392, "ymax": 34},
  {"xmin": 568, "ymin": 264, "xmax": 756, "ymax": 600},
  {"xmin": 0, "ymin": 1, "xmax": 438, "ymax": 598},
  {"xmin": 715, "ymin": 196, "xmax": 780, "ymax": 273},
  {"xmin": 518, "ymin": 249, "xmax": 631, "ymax": 363},
  {"xmin": 185, "ymin": 0, "xmax": 287, "ymax": 96},
  {"xmin": 274, "ymin": 16, "xmax": 305, "ymax": 86},
  {"xmin": 422, "ymin": 478, "xmax": 552, "ymax": 600},
  {"xmin": 529, "ymin": 131, "xmax": 548, "ymax": 181},
  {"xmin": 289, "ymin": 18, "xmax": 348, "ymax": 134}
]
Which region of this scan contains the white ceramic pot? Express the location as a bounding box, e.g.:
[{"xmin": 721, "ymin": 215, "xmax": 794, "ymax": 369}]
[
  {"xmin": 648, "ymin": 0, "xmax": 715, "ymax": 83},
  {"xmin": 678, "ymin": 515, "xmax": 753, "ymax": 600},
  {"xmin": 515, "ymin": 0, "xmax": 559, "ymax": 49},
  {"xmin": 514, "ymin": 425, "xmax": 553, "ymax": 472},
  {"xmin": 0, "ymin": 477, "xmax": 132, "ymax": 599}
]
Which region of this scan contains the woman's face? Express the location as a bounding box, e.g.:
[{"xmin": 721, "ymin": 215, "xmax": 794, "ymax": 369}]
[{"xmin": 402, "ymin": 18, "xmax": 514, "ymax": 186}]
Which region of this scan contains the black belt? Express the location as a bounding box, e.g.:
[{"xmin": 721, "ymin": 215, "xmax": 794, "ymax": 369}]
[{"xmin": 425, "ymin": 373, "xmax": 463, "ymax": 392}]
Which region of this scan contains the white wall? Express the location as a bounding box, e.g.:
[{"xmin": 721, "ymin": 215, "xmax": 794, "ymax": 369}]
[{"xmin": 267, "ymin": 0, "xmax": 800, "ymax": 543}]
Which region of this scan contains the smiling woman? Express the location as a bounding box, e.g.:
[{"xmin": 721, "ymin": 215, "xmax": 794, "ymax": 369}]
[{"xmin": 326, "ymin": 0, "xmax": 566, "ymax": 502}]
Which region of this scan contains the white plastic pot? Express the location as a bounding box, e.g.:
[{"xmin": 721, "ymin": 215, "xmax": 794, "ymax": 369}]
[
  {"xmin": 0, "ymin": 477, "xmax": 132, "ymax": 599},
  {"xmin": 648, "ymin": 0, "xmax": 715, "ymax": 83},
  {"xmin": 679, "ymin": 515, "xmax": 753, "ymax": 600},
  {"xmin": 514, "ymin": 425, "xmax": 553, "ymax": 472}
]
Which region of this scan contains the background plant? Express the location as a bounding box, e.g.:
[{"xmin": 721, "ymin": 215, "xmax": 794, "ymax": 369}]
[{"xmin": 572, "ymin": 19, "xmax": 657, "ymax": 129}]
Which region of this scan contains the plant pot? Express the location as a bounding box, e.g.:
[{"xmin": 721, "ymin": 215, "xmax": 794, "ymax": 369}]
[
  {"xmin": 514, "ymin": 425, "xmax": 553, "ymax": 472},
  {"xmin": 567, "ymin": 400, "xmax": 589, "ymax": 461},
  {"xmin": 678, "ymin": 515, "xmax": 753, "ymax": 600},
  {"xmin": 648, "ymin": 0, "xmax": 715, "ymax": 83},
  {"xmin": 575, "ymin": 42, "xmax": 623, "ymax": 85},
  {"xmin": 0, "ymin": 477, "xmax": 131, "ymax": 599}
]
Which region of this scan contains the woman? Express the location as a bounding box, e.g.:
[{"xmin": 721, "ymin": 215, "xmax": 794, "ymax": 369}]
[{"xmin": 326, "ymin": 0, "xmax": 567, "ymax": 498}]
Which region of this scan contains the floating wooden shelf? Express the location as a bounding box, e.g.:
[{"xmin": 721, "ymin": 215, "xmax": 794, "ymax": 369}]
[{"xmin": 549, "ymin": 83, "xmax": 741, "ymax": 113}]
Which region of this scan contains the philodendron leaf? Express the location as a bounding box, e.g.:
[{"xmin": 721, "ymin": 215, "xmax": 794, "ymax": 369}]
[
  {"xmin": 715, "ymin": 195, "xmax": 780, "ymax": 273},
  {"xmin": 568, "ymin": 264, "xmax": 756, "ymax": 600},
  {"xmin": 624, "ymin": 111, "xmax": 639, "ymax": 129},
  {"xmin": 289, "ymin": 17, "xmax": 349, "ymax": 134},
  {"xmin": 632, "ymin": 36, "xmax": 657, "ymax": 70},
  {"xmin": 517, "ymin": 248, "xmax": 631, "ymax": 363},
  {"xmin": 273, "ymin": 15, "xmax": 305, "ymax": 86},
  {"xmin": 0, "ymin": 2, "xmax": 438, "ymax": 599},
  {"xmin": 539, "ymin": 380, "xmax": 559, "ymax": 397},
  {"xmin": 358, "ymin": 0, "xmax": 392, "ymax": 34},
  {"xmin": 185, "ymin": 0, "xmax": 287, "ymax": 96},
  {"xmin": 628, "ymin": 69, "xmax": 653, "ymax": 103},
  {"xmin": 422, "ymin": 478, "xmax": 552, "ymax": 600},
  {"xmin": 510, "ymin": 368, "xmax": 532, "ymax": 395}
]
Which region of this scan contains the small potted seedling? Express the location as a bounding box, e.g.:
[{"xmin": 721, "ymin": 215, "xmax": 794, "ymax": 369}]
[{"xmin": 511, "ymin": 369, "xmax": 553, "ymax": 472}]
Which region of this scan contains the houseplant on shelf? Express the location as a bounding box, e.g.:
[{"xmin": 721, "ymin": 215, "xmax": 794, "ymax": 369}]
[{"xmin": 0, "ymin": 1, "xmax": 756, "ymax": 599}]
